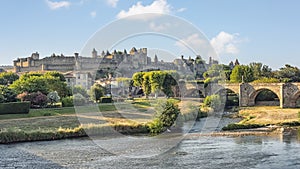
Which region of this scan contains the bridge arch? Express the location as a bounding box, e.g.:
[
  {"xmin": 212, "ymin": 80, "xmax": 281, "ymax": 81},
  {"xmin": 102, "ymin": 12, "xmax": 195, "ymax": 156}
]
[
  {"xmin": 249, "ymin": 88, "xmax": 280, "ymax": 106},
  {"xmin": 290, "ymin": 91, "xmax": 300, "ymax": 107}
]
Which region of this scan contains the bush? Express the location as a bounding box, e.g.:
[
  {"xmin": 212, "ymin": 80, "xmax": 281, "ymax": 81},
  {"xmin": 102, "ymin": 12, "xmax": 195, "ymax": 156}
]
[
  {"xmin": 101, "ymin": 97, "xmax": 112, "ymax": 103},
  {"xmin": 0, "ymin": 102, "xmax": 30, "ymax": 114},
  {"xmin": 0, "ymin": 85, "xmax": 17, "ymax": 103},
  {"xmin": 203, "ymin": 94, "xmax": 222, "ymax": 112},
  {"xmin": 61, "ymin": 97, "xmax": 74, "ymax": 107},
  {"xmin": 17, "ymin": 91, "xmax": 48, "ymax": 108},
  {"xmin": 73, "ymin": 93, "xmax": 87, "ymax": 106},
  {"xmin": 147, "ymin": 118, "xmax": 164, "ymax": 135}
]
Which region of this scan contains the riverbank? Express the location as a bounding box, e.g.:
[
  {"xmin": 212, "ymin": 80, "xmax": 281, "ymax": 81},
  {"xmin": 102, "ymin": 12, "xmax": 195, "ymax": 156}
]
[
  {"xmin": 222, "ymin": 106, "xmax": 300, "ymax": 132},
  {"xmin": 0, "ymin": 98, "xmax": 201, "ymax": 144}
]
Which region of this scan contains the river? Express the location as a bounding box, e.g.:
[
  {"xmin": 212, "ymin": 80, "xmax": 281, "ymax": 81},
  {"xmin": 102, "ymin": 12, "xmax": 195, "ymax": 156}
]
[{"xmin": 1, "ymin": 118, "xmax": 300, "ymax": 169}]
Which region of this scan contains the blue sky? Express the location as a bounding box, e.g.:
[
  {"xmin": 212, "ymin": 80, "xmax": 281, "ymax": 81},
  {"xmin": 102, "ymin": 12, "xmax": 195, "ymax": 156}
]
[{"xmin": 1, "ymin": 0, "xmax": 300, "ymax": 70}]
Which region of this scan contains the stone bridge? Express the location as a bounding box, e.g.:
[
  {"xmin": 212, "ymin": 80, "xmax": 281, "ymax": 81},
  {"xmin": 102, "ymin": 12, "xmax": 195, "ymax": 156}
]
[{"xmin": 189, "ymin": 82, "xmax": 300, "ymax": 108}]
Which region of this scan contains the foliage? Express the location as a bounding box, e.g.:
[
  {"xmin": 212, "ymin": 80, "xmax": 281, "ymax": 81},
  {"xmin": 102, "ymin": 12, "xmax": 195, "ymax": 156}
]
[
  {"xmin": 203, "ymin": 94, "xmax": 222, "ymax": 111},
  {"xmin": 230, "ymin": 65, "xmax": 254, "ymax": 83},
  {"xmin": 132, "ymin": 71, "xmax": 179, "ymax": 98},
  {"xmin": 203, "ymin": 64, "xmax": 231, "ymax": 82},
  {"xmin": 89, "ymin": 83, "xmax": 105, "ymax": 102},
  {"xmin": 73, "ymin": 93, "xmax": 87, "ymax": 106},
  {"xmin": 252, "ymin": 77, "xmax": 280, "ymax": 83},
  {"xmin": 0, "ymin": 72, "xmax": 19, "ymax": 85},
  {"xmin": 10, "ymin": 71, "xmax": 68, "ymax": 97},
  {"xmin": 148, "ymin": 99, "xmax": 180, "ymax": 135},
  {"xmin": 44, "ymin": 71, "xmax": 66, "ymax": 81},
  {"xmin": 155, "ymin": 99, "xmax": 180, "ymax": 128},
  {"xmin": 142, "ymin": 73, "xmax": 151, "ymax": 97},
  {"xmin": 274, "ymin": 64, "xmax": 300, "ymax": 82},
  {"xmin": 0, "ymin": 102, "xmax": 30, "ymax": 114},
  {"xmin": 61, "ymin": 97, "xmax": 74, "ymax": 107},
  {"xmin": 47, "ymin": 91, "xmax": 60, "ymax": 105},
  {"xmin": 132, "ymin": 72, "xmax": 145, "ymax": 87},
  {"xmin": 17, "ymin": 91, "xmax": 48, "ymax": 108},
  {"xmin": 147, "ymin": 118, "xmax": 164, "ymax": 135},
  {"xmin": 72, "ymin": 85, "xmax": 89, "ymax": 98},
  {"xmin": 0, "ymin": 85, "xmax": 17, "ymax": 103}
]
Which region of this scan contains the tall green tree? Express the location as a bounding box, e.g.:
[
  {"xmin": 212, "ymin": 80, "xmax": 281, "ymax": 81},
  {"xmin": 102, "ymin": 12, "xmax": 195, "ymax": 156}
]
[
  {"xmin": 142, "ymin": 73, "xmax": 151, "ymax": 98},
  {"xmin": 230, "ymin": 65, "xmax": 254, "ymax": 83},
  {"xmin": 150, "ymin": 71, "xmax": 165, "ymax": 98}
]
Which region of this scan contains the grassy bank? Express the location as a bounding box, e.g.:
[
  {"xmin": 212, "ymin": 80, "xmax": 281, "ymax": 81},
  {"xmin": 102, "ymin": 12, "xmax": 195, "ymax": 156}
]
[
  {"xmin": 0, "ymin": 98, "xmax": 201, "ymax": 143},
  {"xmin": 223, "ymin": 106, "xmax": 300, "ymax": 131}
]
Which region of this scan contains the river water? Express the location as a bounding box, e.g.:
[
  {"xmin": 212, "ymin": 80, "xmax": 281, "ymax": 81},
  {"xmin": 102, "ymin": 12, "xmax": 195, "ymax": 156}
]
[{"xmin": 1, "ymin": 118, "xmax": 300, "ymax": 169}]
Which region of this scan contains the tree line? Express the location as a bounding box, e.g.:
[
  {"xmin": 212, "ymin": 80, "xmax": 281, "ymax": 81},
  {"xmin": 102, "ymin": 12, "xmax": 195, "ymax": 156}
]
[
  {"xmin": 203, "ymin": 62, "xmax": 300, "ymax": 84},
  {"xmin": 0, "ymin": 71, "xmax": 106, "ymax": 108}
]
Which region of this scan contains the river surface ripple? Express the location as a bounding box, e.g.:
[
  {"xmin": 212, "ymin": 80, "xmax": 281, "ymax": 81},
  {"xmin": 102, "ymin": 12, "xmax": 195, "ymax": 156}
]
[{"xmin": 1, "ymin": 118, "xmax": 300, "ymax": 169}]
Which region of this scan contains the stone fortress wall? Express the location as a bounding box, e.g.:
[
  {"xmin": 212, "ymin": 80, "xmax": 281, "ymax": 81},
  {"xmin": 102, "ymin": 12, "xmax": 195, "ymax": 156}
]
[{"xmin": 13, "ymin": 47, "xmax": 218, "ymax": 78}]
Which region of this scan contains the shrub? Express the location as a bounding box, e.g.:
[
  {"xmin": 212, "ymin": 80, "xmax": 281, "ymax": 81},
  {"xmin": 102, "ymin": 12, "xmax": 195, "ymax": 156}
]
[
  {"xmin": 17, "ymin": 91, "xmax": 48, "ymax": 108},
  {"xmin": 147, "ymin": 118, "xmax": 164, "ymax": 135},
  {"xmin": 47, "ymin": 91, "xmax": 60, "ymax": 105},
  {"xmin": 203, "ymin": 94, "xmax": 222, "ymax": 112},
  {"xmin": 0, "ymin": 85, "xmax": 17, "ymax": 103},
  {"xmin": 0, "ymin": 102, "xmax": 30, "ymax": 114},
  {"xmin": 61, "ymin": 97, "xmax": 74, "ymax": 107},
  {"xmin": 73, "ymin": 93, "xmax": 87, "ymax": 106},
  {"xmin": 155, "ymin": 99, "xmax": 180, "ymax": 128}
]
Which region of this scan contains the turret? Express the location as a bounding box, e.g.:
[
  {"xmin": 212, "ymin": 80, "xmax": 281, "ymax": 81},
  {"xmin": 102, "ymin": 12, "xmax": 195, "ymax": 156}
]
[{"xmin": 92, "ymin": 48, "xmax": 98, "ymax": 58}]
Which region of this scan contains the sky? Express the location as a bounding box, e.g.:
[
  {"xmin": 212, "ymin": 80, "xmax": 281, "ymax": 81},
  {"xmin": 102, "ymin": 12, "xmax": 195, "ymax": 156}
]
[{"xmin": 1, "ymin": 0, "xmax": 300, "ymax": 70}]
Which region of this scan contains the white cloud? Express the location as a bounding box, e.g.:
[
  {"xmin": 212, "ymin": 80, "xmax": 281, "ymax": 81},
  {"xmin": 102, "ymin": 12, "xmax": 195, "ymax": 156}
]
[
  {"xmin": 46, "ymin": 0, "xmax": 71, "ymax": 10},
  {"xmin": 210, "ymin": 31, "xmax": 240, "ymax": 55},
  {"xmin": 117, "ymin": 0, "xmax": 171, "ymax": 19},
  {"xmin": 90, "ymin": 11, "xmax": 97, "ymax": 18},
  {"xmin": 106, "ymin": 0, "xmax": 119, "ymax": 8},
  {"xmin": 175, "ymin": 33, "xmax": 207, "ymax": 53},
  {"xmin": 177, "ymin": 8, "xmax": 186, "ymax": 12}
]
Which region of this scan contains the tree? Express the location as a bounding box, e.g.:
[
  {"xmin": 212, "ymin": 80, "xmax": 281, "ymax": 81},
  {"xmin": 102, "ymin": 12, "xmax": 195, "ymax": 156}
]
[
  {"xmin": 89, "ymin": 83, "xmax": 105, "ymax": 102},
  {"xmin": 162, "ymin": 73, "xmax": 177, "ymax": 97},
  {"xmin": 274, "ymin": 64, "xmax": 300, "ymax": 82},
  {"xmin": 150, "ymin": 71, "xmax": 165, "ymax": 98},
  {"xmin": 203, "ymin": 64, "xmax": 231, "ymax": 82},
  {"xmin": 249, "ymin": 62, "xmax": 262, "ymax": 80},
  {"xmin": 142, "ymin": 73, "xmax": 151, "ymax": 98},
  {"xmin": 10, "ymin": 75, "xmax": 49, "ymax": 94},
  {"xmin": 44, "ymin": 71, "xmax": 66, "ymax": 81},
  {"xmin": 132, "ymin": 72, "xmax": 145, "ymax": 87},
  {"xmin": 9, "ymin": 72, "xmax": 69, "ymax": 97},
  {"xmin": 230, "ymin": 65, "xmax": 254, "ymax": 83},
  {"xmin": 0, "ymin": 72, "xmax": 19, "ymax": 85},
  {"xmin": 249, "ymin": 62, "xmax": 273, "ymax": 80}
]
